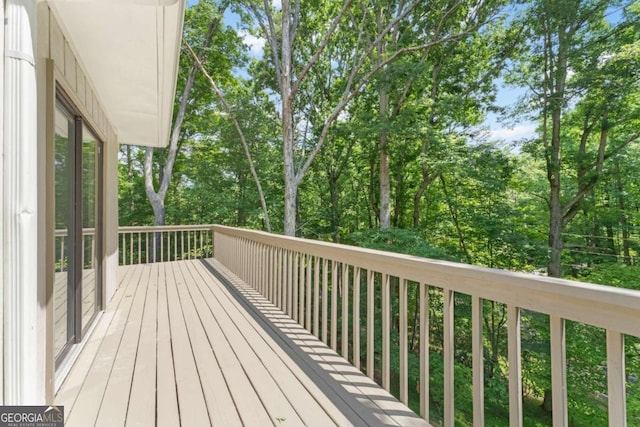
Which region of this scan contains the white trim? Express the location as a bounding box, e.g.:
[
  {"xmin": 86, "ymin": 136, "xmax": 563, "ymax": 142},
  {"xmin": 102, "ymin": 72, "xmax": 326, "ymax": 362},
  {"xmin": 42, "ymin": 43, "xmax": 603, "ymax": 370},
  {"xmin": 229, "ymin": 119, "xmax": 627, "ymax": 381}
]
[
  {"xmin": 47, "ymin": 0, "xmax": 186, "ymax": 147},
  {"xmin": 5, "ymin": 49, "xmax": 34, "ymax": 66},
  {"xmin": 0, "ymin": 0, "xmax": 6, "ymax": 406},
  {"xmin": 3, "ymin": 0, "xmax": 42, "ymax": 404}
]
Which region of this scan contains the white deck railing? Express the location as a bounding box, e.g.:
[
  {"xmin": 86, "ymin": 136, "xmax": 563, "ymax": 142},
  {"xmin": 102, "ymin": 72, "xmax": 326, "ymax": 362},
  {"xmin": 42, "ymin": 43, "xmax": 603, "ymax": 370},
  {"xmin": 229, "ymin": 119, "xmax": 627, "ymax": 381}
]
[
  {"xmin": 54, "ymin": 228, "xmax": 97, "ymax": 271},
  {"xmin": 118, "ymin": 225, "xmax": 214, "ymax": 265},
  {"xmin": 55, "ymin": 225, "xmax": 214, "ymax": 269},
  {"xmin": 213, "ymin": 225, "xmax": 640, "ymax": 427}
]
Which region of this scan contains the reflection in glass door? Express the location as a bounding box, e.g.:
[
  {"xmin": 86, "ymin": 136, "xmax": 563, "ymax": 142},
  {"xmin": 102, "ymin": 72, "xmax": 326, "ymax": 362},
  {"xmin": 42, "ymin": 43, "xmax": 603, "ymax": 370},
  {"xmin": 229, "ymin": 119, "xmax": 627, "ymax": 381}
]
[
  {"xmin": 81, "ymin": 124, "xmax": 102, "ymax": 333},
  {"xmin": 53, "ymin": 104, "xmax": 74, "ymax": 358},
  {"xmin": 53, "ymin": 97, "xmax": 103, "ymax": 365}
]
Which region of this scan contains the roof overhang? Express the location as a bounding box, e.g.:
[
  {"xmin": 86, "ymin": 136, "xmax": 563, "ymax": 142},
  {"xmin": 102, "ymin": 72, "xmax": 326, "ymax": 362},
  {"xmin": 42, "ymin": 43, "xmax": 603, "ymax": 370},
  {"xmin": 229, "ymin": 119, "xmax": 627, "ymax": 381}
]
[{"xmin": 48, "ymin": 0, "xmax": 186, "ymax": 147}]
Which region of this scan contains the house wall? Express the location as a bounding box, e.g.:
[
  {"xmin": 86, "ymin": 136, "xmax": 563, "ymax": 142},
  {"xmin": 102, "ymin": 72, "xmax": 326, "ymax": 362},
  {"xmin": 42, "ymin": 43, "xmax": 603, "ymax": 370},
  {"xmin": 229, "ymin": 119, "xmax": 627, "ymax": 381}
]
[
  {"xmin": 41, "ymin": 3, "xmax": 119, "ymax": 305},
  {"xmin": 2, "ymin": 1, "xmax": 119, "ymax": 404},
  {"xmin": 40, "ymin": 2, "xmax": 121, "ymax": 401},
  {"xmin": 3, "ymin": 0, "xmax": 42, "ymax": 405}
]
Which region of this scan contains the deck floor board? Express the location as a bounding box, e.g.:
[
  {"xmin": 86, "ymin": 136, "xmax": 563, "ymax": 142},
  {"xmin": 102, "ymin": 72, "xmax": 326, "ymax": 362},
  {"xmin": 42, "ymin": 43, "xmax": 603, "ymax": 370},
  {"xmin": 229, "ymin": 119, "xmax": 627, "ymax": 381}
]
[
  {"xmin": 155, "ymin": 262, "xmax": 180, "ymax": 427},
  {"xmin": 172, "ymin": 259, "xmax": 245, "ymax": 426},
  {"xmin": 125, "ymin": 262, "xmax": 159, "ymax": 426},
  {"xmin": 63, "ymin": 264, "xmax": 144, "ymax": 427},
  {"xmin": 56, "ymin": 259, "xmax": 430, "ymax": 427}
]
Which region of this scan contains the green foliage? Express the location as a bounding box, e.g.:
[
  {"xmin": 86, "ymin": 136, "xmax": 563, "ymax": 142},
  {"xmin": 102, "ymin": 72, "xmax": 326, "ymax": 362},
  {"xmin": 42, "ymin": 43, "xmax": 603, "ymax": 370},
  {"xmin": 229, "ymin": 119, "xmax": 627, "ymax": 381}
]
[
  {"xmin": 344, "ymin": 228, "xmax": 457, "ymax": 260},
  {"xmin": 576, "ymin": 263, "xmax": 640, "ymax": 291}
]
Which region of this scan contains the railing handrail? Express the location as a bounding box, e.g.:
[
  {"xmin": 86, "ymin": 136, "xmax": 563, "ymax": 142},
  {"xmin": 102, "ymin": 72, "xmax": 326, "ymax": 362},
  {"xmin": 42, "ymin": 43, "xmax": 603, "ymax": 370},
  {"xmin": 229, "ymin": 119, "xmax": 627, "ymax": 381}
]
[
  {"xmin": 119, "ymin": 224, "xmax": 216, "ymax": 233},
  {"xmin": 213, "ymin": 225, "xmax": 640, "ymax": 337},
  {"xmin": 55, "ymin": 225, "xmax": 215, "ymax": 238},
  {"xmin": 55, "ymin": 225, "xmax": 215, "ymax": 267},
  {"xmin": 55, "ymin": 227, "xmax": 96, "ymax": 237}
]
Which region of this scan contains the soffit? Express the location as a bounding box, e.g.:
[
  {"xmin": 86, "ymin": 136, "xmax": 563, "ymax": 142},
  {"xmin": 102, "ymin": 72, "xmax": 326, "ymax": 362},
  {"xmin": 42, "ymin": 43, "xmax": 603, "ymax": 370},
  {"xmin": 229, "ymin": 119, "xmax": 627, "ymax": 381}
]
[{"xmin": 48, "ymin": 0, "xmax": 186, "ymax": 147}]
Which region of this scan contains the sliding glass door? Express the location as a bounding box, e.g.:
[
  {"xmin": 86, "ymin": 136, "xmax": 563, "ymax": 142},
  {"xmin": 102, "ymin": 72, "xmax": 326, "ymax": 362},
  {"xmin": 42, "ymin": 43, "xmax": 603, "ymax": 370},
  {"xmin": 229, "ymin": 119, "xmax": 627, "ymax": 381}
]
[
  {"xmin": 81, "ymin": 124, "xmax": 103, "ymax": 333},
  {"xmin": 53, "ymin": 95, "xmax": 103, "ymax": 365}
]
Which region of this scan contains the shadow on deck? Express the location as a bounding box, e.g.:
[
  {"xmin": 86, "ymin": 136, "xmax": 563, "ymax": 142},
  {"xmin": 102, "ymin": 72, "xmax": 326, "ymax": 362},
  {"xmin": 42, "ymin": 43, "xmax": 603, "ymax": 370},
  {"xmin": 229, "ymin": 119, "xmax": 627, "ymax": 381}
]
[{"xmin": 55, "ymin": 258, "xmax": 429, "ymax": 426}]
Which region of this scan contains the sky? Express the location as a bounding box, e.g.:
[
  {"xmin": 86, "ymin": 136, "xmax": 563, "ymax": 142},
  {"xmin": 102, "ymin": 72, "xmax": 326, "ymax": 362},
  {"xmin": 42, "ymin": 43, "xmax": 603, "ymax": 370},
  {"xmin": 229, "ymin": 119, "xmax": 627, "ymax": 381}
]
[{"xmin": 485, "ymin": 82, "xmax": 536, "ymax": 146}]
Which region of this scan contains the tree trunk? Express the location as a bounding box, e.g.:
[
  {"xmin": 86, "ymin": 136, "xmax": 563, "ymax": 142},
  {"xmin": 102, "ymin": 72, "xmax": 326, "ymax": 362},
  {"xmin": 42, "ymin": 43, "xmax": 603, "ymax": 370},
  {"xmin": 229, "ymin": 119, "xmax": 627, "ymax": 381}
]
[
  {"xmin": 413, "ymin": 185, "xmax": 425, "ymax": 229},
  {"xmin": 542, "ymin": 389, "xmax": 553, "ymax": 412},
  {"xmin": 412, "ymin": 169, "xmax": 437, "ymax": 229},
  {"xmin": 545, "ymin": 23, "xmax": 569, "ymax": 278},
  {"xmin": 614, "ymin": 161, "xmax": 632, "ymax": 264},
  {"xmin": 283, "ymin": 148, "xmax": 297, "ymax": 236},
  {"xmin": 369, "ymin": 153, "xmax": 379, "ymax": 227},
  {"xmin": 148, "ymin": 193, "xmax": 165, "ymax": 262},
  {"xmin": 377, "ymin": 7, "xmax": 391, "ymax": 230},
  {"xmin": 144, "ymin": 10, "xmax": 220, "ymax": 227},
  {"xmin": 379, "ymin": 100, "xmax": 391, "ymax": 229},
  {"xmin": 440, "ymin": 175, "xmax": 471, "ymax": 263},
  {"xmin": 548, "ymin": 178, "xmax": 563, "ymax": 278},
  {"xmin": 393, "ymin": 147, "xmax": 405, "ymax": 227},
  {"xmin": 237, "ymin": 173, "xmax": 248, "ymax": 226},
  {"xmin": 144, "ymin": 148, "xmax": 168, "ymax": 228},
  {"xmin": 126, "ymin": 145, "xmax": 135, "ymax": 214},
  {"xmin": 602, "ymin": 191, "xmax": 615, "ymax": 254},
  {"xmin": 329, "ymin": 172, "xmax": 340, "ymax": 242},
  {"xmin": 281, "ymin": 0, "xmax": 297, "ymax": 237}
]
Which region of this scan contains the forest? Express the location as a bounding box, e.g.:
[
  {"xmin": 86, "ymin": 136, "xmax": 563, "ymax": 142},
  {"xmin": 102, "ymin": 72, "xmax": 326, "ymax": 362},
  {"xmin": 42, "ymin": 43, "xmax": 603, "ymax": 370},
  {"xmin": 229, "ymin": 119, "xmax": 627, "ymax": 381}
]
[{"xmin": 118, "ymin": 0, "xmax": 640, "ymax": 425}]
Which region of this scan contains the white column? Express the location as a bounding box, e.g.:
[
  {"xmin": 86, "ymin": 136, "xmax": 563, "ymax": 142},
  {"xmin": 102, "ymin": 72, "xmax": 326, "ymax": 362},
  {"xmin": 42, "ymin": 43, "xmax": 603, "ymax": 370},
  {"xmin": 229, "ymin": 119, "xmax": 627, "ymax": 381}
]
[
  {"xmin": 103, "ymin": 132, "xmax": 119, "ymax": 304},
  {"xmin": 0, "ymin": 0, "xmax": 5, "ymax": 406},
  {"xmin": 3, "ymin": 0, "xmax": 42, "ymax": 404}
]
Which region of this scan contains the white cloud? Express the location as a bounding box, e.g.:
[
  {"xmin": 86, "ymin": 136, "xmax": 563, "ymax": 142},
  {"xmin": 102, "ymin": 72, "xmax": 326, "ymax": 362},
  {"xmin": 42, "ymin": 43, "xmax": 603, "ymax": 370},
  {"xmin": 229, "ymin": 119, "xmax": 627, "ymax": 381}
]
[
  {"xmin": 273, "ymin": 0, "xmax": 282, "ymax": 8},
  {"xmin": 239, "ymin": 30, "xmax": 265, "ymax": 57},
  {"xmin": 490, "ymin": 124, "xmax": 537, "ymax": 143}
]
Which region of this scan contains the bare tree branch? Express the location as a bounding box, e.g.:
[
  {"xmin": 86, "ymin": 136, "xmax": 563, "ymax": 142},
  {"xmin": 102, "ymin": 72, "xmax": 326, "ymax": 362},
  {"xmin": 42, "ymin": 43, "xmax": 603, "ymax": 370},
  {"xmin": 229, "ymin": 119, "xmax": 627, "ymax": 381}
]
[
  {"xmin": 248, "ymin": 1, "xmax": 283, "ymax": 88},
  {"xmin": 295, "ymin": 22, "xmax": 485, "ymax": 184},
  {"xmin": 184, "ymin": 38, "xmax": 273, "ymax": 232},
  {"xmin": 291, "ymin": 0, "xmax": 354, "ymax": 99}
]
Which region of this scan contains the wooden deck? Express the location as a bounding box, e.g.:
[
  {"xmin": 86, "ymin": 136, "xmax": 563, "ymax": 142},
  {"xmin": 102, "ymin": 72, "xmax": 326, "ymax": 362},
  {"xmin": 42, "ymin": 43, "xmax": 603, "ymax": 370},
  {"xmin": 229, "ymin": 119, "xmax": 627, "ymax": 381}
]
[{"xmin": 55, "ymin": 258, "xmax": 430, "ymax": 426}]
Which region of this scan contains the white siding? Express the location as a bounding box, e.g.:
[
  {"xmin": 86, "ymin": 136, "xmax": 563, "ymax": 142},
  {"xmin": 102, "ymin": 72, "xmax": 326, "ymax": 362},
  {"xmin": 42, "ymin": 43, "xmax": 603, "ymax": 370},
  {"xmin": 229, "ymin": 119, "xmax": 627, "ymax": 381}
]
[
  {"xmin": 1, "ymin": 1, "xmax": 120, "ymax": 404},
  {"xmin": 3, "ymin": 0, "xmax": 41, "ymax": 404}
]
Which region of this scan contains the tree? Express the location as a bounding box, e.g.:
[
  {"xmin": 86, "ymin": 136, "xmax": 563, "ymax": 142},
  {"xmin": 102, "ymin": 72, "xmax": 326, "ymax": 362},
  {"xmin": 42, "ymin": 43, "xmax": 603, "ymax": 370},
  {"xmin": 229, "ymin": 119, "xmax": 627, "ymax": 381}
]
[
  {"xmin": 240, "ymin": 0, "xmax": 500, "ymax": 236},
  {"xmin": 510, "ymin": 0, "xmax": 640, "ymax": 277},
  {"xmin": 144, "ymin": 0, "xmax": 234, "ymax": 226},
  {"xmin": 184, "ymin": 40, "xmax": 273, "ymax": 231}
]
